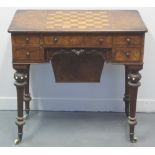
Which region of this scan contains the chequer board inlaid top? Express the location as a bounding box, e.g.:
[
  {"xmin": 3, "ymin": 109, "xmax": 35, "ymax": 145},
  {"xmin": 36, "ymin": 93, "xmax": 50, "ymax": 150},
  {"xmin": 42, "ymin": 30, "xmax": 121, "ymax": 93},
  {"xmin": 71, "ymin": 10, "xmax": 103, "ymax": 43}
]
[{"xmin": 8, "ymin": 10, "xmax": 147, "ymax": 33}]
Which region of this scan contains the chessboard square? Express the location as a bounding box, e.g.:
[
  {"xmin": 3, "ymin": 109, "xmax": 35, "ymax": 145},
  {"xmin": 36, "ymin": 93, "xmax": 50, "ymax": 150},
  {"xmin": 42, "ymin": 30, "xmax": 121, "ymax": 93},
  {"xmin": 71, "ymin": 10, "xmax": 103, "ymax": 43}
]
[
  {"xmin": 62, "ymin": 25, "xmax": 71, "ymax": 29},
  {"xmin": 70, "ymin": 19, "xmax": 78, "ymax": 22},
  {"xmin": 47, "ymin": 26, "xmax": 54, "ymax": 29},
  {"xmin": 94, "ymin": 16, "xmax": 104, "ymax": 20},
  {"xmin": 95, "ymin": 21, "xmax": 108, "ymax": 24},
  {"xmin": 62, "ymin": 16, "xmax": 70, "ymax": 19},
  {"xmin": 70, "ymin": 14, "xmax": 78, "ymax": 17},
  {"xmin": 95, "ymin": 25, "xmax": 104, "ymax": 29},
  {"xmin": 78, "ymin": 26, "xmax": 87, "ymax": 29},
  {"xmin": 78, "ymin": 21, "xmax": 87, "ymax": 24},
  {"xmin": 47, "ymin": 22, "xmax": 55, "ymax": 25},
  {"xmin": 100, "ymin": 20, "xmax": 109, "ymax": 24},
  {"xmin": 77, "ymin": 16, "xmax": 86, "ymax": 20},
  {"xmin": 53, "ymin": 23, "xmax": 62, "ymax": 26},
  {"xmin": 85, "ymin": 19, "xmax": 93, "ymax": 22},
  {"xmin": 85, "ymin": 23, "xmax": 94, "ymax": 26},
  {"xmin": 70, "ymin": 23, "xmax": 78, "ymax": 26},
  {"xmin": 61, "ymin": 19, "xmax": 70, "ymax": 22}
]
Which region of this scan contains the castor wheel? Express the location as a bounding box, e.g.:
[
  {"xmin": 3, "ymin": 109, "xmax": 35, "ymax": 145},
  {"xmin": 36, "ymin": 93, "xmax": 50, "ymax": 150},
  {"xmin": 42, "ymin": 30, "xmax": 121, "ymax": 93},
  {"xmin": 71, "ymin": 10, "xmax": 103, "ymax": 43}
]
[
  {"xmin": 14, "ymin": 133, "xmax": 22, "ymax": 145},
  {"xmin": 14, "ymin": 138, "xmax": 21, "ymax": 145},
  {"xmin": 130, "ymin": 134, "xmax": 138, "ymax": 143}
]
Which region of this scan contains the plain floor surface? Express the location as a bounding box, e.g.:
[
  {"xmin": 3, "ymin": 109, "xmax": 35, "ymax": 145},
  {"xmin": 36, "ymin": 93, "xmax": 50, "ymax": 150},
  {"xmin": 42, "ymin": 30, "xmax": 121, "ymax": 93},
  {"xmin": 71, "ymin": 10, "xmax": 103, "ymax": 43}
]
[{"xmin": 0, "ymin": 111, "xmax": 154, "ymax": 147}]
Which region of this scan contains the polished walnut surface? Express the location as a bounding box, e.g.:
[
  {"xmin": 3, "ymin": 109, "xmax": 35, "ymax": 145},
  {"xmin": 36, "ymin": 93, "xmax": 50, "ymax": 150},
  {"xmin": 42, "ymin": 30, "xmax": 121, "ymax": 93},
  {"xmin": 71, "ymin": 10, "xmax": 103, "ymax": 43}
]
[{"xmin": 8, "ymin": 10, "xmax": 147, "ymax": 33}]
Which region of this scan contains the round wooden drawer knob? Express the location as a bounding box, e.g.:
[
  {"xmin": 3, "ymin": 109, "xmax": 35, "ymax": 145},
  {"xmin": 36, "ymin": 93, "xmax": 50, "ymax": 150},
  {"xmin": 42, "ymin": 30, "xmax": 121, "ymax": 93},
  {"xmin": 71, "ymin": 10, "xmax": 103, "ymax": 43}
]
[
  {"xmin": 126, "ymin": 38, "xmax": 131, "ymax": 44},
  {"xmin": 25, "ymin": 37, "xmax": 29, "ymax": 43},
  {"xmin": 53, "ymin": 37, "xmax": 58, "ymax": 43},
  {"xmin": 98, "ymin": 38, "xmax": 104, "ymax": 45},
  {"xmin": 125, "ymin": 52, "xmax": 130, "ymax": 58},
  {"xmin": 26, "ymin": 51, "xmax": 30, "ymax": 57}
]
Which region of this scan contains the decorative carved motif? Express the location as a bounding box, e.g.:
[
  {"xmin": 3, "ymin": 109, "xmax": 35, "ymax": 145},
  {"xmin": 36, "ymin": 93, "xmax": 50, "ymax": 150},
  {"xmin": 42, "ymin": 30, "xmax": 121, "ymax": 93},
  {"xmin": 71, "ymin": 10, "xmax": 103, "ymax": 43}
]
[{"xmin": 71, "ymin": 49, "xmax": 85, "ymax": 55}]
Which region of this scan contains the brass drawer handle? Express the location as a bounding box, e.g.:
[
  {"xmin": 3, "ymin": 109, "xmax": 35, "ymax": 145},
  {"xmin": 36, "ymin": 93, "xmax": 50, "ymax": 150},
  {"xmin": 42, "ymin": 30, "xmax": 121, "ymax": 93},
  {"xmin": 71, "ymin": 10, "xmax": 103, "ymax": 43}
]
[{"xmin": 53, "ymin": 37, "xmax": 58, "ymax": 43}]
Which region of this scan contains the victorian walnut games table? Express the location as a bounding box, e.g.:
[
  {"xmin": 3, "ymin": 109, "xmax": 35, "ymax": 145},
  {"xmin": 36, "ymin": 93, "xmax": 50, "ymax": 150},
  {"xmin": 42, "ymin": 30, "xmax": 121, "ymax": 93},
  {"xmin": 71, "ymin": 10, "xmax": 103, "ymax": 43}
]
[{"xmin": 8, "ymin": 10, "xmax": 147, "ymax": 144}]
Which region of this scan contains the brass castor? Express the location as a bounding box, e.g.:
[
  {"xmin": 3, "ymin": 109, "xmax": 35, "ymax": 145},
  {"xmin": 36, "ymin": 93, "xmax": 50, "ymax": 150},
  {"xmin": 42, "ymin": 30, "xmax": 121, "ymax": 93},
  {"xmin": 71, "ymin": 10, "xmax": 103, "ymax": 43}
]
[
  {"xmin": 14, "ymin": 138, "xmax": 21, "ymax": 145},
  {"xmin": 14, "ymin": 133, "xmax": 22, "ymax": 145},
  {"xmin": 130, "ymin": 134, "xmax": 138, "ymax": 143}
]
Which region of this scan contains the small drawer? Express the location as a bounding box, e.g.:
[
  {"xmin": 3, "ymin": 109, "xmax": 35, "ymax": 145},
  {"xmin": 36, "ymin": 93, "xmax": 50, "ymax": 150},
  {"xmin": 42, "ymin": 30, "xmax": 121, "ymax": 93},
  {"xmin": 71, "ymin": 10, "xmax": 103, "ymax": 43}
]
[
  {"xmin": 112, "ymin": 48, "xmax": 142, "ymax": 63},
  {"xmin": 44, "ymin": 35, "xmax": 83, "ymax": 47},
  {"xmin": 84, "ymin": 36, "xmax": 112, "ymax": 48},
  {"xmin": 44, "ymin": 35, "xmax": 112, "ymax": 48},
  {"xmin": 13, "ymin": 34, "xmax": 41, "ymax": 45},
  {"xmin": 13, "ymin": 47, "xmax": 44, "ymax": 62},
  {"xmin": 113, "ymin": 35, "xmax": 142, "ymax": 47}
]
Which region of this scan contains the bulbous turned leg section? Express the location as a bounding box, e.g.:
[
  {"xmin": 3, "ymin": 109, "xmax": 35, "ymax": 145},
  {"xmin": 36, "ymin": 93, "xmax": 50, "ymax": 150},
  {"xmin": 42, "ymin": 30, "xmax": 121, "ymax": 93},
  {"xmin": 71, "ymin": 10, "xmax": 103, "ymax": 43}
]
[
  {"xmin": 127, "ymin": 66, "xmax": 142, "ymax": 143},
  {"xmin": 14, "ymin": 69, "xmax": 27, "ymax": 144}
]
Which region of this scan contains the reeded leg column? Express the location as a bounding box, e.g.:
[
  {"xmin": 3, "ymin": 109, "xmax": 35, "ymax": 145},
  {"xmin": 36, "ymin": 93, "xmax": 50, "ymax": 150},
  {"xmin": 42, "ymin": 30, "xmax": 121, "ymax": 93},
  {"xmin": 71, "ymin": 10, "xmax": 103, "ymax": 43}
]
[
  {"xmin": 24, "ymin": 65, "xmax": 31, "ymax": 119},
  {"xmin": 13, "ymin": 65, "xmax": 27, "ymax": 144},
  {"xmin": 123, "ymin": 65, "xmax": 130, "ymax": 117},
  {"xmin": 127, "ymin": 65, "xmax": 143, "ymax": 143}
]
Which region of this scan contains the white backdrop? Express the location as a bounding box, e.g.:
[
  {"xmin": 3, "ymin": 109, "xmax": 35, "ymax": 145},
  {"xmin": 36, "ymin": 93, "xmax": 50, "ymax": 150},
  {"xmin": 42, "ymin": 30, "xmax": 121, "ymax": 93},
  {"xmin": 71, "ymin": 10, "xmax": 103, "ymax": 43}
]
[{"xmin": 0, "ymin": 7, "xmax": 155, "ymax": 112}]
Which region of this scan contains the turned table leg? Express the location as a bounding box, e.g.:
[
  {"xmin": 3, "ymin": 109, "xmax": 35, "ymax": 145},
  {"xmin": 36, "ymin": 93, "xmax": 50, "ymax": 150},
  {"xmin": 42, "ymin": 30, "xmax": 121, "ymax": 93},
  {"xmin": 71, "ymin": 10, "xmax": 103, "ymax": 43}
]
[
  {"xmin": 124, "ymin": 65, "xmax": 130, "ymax": 117},
  {"xmin": 127, "ymin": 65, "xmax": 142, "ymax": 143},
  {"xmin": 24, "ymin": 65, "xmax": 31, "ymax": 119},
  {"xmin": 13, "ymin": 65, "xmax": 28, "ymax": 144}
]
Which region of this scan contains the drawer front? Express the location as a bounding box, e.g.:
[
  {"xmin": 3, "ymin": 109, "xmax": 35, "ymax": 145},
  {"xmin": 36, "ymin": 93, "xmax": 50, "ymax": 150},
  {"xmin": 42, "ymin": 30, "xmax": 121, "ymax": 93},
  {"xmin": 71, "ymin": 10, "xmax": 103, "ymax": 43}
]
[
  {"xmin": 13, "ymin": 35, "xmax": 41, "ymax": 45},
  {"xmin": 13, "ymin": 47, "xmax": 44, "ymax": 62},
  {"xmin": 113, "ymin": 35, "xmax": 143, "ymax": 47},
  {"xmin": 44, "ymin": 35, "xmax": 112, "ymax": 48},
  {"xmin": 112, "ymin": 48, "xmax": 142, "ymax": 63}
]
